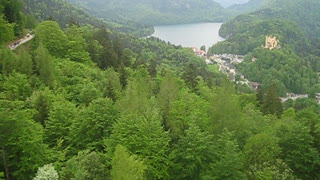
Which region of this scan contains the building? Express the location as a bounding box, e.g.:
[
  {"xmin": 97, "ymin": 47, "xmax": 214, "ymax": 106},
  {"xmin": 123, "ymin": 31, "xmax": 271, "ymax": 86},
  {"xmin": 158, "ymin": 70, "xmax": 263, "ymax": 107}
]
[
  {"xmin": 191, "ymin": 47, "xmax": 207, "ymax": 57},
  {"xmin": 251, "ymin": 82, "xmax": 261, "ymax": 90},
  {"xmin": 265, "ymin": 36, "xmax": 280, "ymax": 50}
]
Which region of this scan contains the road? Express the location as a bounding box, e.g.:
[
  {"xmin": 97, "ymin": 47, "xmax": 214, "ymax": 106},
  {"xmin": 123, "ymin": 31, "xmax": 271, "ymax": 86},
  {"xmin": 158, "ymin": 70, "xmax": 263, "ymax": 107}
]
[{"xmin": 9, "ymin": 33, "xmax": 35, "ymax": 50}]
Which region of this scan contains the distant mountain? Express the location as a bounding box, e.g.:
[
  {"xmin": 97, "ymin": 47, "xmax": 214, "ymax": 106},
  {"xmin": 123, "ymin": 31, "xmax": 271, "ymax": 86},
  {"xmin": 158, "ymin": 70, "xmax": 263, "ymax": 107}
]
[
  {"xmin": 209, "ymin": 0, "xmax": 320, "ymax": 95},
  {"xmin": 226, "ymin": 0, "xmax": 269, "ymax": 16},
  {"xmin": 221, "ymin": 0, "xmax": 320, "ymax": 39},
  {"xmin": 66, "ymin": 0, "xmax": 227, "ymax": 25},
  {"xmin": 257, "ymin": 0, "xmax": 320, "ymax": 39},
  {"xmin": 23, "ymin": 0, "xmax": 105, "ymax": 28},
  {"xmin": 22, "ymin": 0, "xmax": 153, "ymax": 36},
  {"xmin": 213, "ymin": 0, "xmax": 249, "ymax": 8}
]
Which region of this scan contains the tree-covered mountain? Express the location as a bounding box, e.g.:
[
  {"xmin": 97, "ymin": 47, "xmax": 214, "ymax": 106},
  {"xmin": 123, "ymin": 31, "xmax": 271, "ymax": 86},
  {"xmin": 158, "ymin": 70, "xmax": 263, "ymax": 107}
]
[
  {"xmin": 209, "ymin": 0, "xmax": 320, "ymax": 95},
  {"xmin": 66, "ymin": 0, "xmax": 227, "ymax": 25},
  {"xmin": 22, "ymin": 0, "xmax": 153, "ymax": 36},
  {"xmin": 213, "ymin": 0, "xmax": 249, "ymax": 8},
  {"xmin": 1, "ymin": 0, "xmax": 320, "ymax": 180},
  {"xmin": 223, "ymin": 0, "xmax": 320, "ymax": 39},
  {"xmin": 227, "ymin": 0, "xmax": 268, "ymax": 14},
  {"xmin": 23, "ymin": 0, "xmax": 104, "ymax": 28}
]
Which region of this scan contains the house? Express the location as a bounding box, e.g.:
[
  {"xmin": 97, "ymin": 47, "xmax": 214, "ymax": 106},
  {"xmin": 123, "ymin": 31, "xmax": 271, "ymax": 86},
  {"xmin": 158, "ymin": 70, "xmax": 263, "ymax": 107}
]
[
  {"xmin": 252, "ymin": 57, "xmax": 257, "ymax": 62},
  {"xmin": 251, "ymin": 82, "xmax": 260, "ymax": 90}
]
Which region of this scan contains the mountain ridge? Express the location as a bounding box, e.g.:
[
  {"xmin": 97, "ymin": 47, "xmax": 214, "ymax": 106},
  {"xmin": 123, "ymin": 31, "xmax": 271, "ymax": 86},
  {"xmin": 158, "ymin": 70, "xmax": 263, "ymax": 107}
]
[{"xmin": 66, "ymin": 0, "xmax": 227, "ymax": 25}]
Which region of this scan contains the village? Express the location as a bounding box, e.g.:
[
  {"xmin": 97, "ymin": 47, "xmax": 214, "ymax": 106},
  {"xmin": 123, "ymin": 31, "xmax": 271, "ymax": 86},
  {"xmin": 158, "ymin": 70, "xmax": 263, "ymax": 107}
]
[{"xmin": 191, "ymin": 40, "xmax": 320, "ymax": 104}]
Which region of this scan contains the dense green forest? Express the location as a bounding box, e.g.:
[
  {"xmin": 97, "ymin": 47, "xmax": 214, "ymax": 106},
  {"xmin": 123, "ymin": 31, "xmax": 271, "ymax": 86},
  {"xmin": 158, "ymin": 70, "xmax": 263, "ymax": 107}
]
[
  {"xmin": 1, "ymin": 0, "xmax": 320, "ymax": 180},
  {"xmin": 22, "ymin": 0, "xmax": 153, "ymax": 37},
  {"xmin": 66, "ymin": 0, "xmax": 268, "ymax": 27},
  {"xmin": 209, "ymin": 0, "xmax": 320, "ymax": 95},
  {"xmin": 66, "ymin": 0, "xmax": 227, "ymax": 25}
]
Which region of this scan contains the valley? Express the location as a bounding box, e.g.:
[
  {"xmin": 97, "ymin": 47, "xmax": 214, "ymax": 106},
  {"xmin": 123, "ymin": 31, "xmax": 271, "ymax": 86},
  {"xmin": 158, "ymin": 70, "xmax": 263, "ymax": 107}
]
[{"xmin": 0, "ymin": 0, "xmax": 320, "ymax": 180}]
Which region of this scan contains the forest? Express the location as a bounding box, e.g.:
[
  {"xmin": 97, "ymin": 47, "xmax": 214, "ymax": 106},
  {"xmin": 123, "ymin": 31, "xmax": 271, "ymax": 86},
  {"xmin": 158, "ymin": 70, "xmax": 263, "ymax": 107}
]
[
  {"xmin": 66, "ymin": 0, "xmax": 227, "ymax": 25},
  {"xmin": 208, "ymin": 0, "xmax": 320, "ymax": 96},
  {"xmin": 0, "ymin": 0, "xmax": 320, "ymax": 180}
]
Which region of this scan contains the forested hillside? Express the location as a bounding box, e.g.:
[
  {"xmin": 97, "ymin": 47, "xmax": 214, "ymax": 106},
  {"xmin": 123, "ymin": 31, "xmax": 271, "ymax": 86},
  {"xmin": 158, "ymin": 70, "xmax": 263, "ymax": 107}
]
[
  {"xmin": 66, "ymin": 0, "xmax": 227, "ymax": 25},
  {"xmin": 213, "ymin": 0, "xmax": 249, "ymax": 8},
  {"xmin": 22, "ymin": 0, "xmax": 153, "ymax": 36},
  {"xmin": 227, "ymin": 0, "xmax": 268, "ymax": 15},
  {"xmin": 1, "ymin": 0, "xmax": 320, "ymax": 180},
  {"xmin": 209, "ymin": 0, "xmax": 320, "ymax": 95}
]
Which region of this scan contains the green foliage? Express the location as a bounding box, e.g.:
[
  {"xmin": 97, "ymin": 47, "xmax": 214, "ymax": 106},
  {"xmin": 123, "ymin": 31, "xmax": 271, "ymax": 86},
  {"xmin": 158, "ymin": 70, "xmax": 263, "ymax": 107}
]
[
  {"xmin": 258, "ymin": 84, "xmax": 283, "ymax": 117},
  {"xmin": 109, "ymin": 102, "xmax": 170, "ymax": 179},
  {"xmin": 46, "ymin": 99, "xmax": 77, "ymax": 147},
  {"xmin": 33, "ymin": 164, "xmax": 59, "ymax": 180},
  {"xmin": 34, "ymin": 21, "xmax": 68, "ymax": 57},
  {"xmin": 275, "ymin": 118, "xmax": 320, "ymax": 179},
  {"xmin": 65, "ymin": 25, "xmax": 91, "ymax": 62},
  {"xmin": 209, "ymin": 0, "xmax": 320, "ymax": 95},
  {"xmin": 34, "ymin": 43, "xmax": 56, "ymax": 86},
  {"xmin": 166, "ymin": 89, "xmax": 209, "ymax": 139},
  {"xmin": 111, "ymin": 145, "xmax": 147, "ymax": 180},
  {"xmin": 1, "ymin": 2, "xmax": 320, "ymax": 179},
  {"xmin": 0, "ymin": 48, "xmax": 17, "ymax": 75},
  {"xmin": 170, "ymin": 123, "xmax": 213, "ymax": 179},
  {"xmin": 60, "ymin": 151, "xmax": 108, "ymax": 180},
  {"xmin": 238, "ymin": 49, "xmax": 318, "ymax": 94},
  {"xmin": 23, "ymin": 0, "xmax": 105, "ymax": 28},
  {"xmin": 157, "ymin": 70, "xmax": 181, "ymax": 125},
  {"xmin": 202, "ymin": 130, "xmax": 246, "ymax": 180},
  {"xmin": 67, "ymin": 0, "xmax": 226, "ymax": 25},
  {"xmin": 0, "ymin": 100, "xmax": 51, "ymax": 180},
  {"xmin": 0, "ymin": 15, "xmax": 14, "ymax": 44},
  {"xmin": 0, "ymin": 72, "xmax": 32, "ymax": 101},
  {"xmin": 70, "ymin": 98, "xmax": 118, "ymax": 151},
  {"xmin": 30, "ymin": 88, "xmax": 53, "ymax": 127},
  {"xmin": 1, "ymin": 0, "xmax": 24, "ymax": 35},
  {"xmin": 248, "ymin": 159, "xmax": 297, "ymax": 180},
  {"xmin": 244, "ymin": 132, "xmax": 280, "ymax": 167},
  {"xmin": 207, "ymin": 85, "xmax": 243, "ymax": 134},
  {"xmin": 16, "ymin": 49, "xmax": 33, "ymax": 75}
]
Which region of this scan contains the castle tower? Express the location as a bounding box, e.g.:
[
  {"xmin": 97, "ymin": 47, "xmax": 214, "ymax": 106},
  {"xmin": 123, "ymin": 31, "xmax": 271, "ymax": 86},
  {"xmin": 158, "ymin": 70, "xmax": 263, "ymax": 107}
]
[{"xmin": 265, "ymin": 36, "xmax": 279, "ymax": 50}]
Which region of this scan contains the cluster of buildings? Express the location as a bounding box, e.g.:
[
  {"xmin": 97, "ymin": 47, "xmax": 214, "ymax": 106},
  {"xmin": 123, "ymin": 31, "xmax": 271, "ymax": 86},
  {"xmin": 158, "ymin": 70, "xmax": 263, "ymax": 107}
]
[
  {"xmin": 204, "ymin": 35, "xmax": 320, "ymax": 104},
  {"xmin": 209, "ymin": 54, "xmax": 243, "ymax": 81},
  {"xmin": 208, "ymin": 54, "xmax": 261, "ymax": 89}
]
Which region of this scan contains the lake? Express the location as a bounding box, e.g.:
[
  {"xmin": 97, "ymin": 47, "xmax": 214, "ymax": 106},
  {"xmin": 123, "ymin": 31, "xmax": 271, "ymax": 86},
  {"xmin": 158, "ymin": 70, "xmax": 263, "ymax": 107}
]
[{"xmin": 151, "ymin": 23, "xmax": 224, "ymax": 50}]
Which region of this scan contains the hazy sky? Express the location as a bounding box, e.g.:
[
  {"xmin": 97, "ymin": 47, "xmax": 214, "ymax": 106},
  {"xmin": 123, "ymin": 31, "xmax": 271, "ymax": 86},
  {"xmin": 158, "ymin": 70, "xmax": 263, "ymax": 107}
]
[{"xmin": 213, "ymin": 0, "xmax": 250, "ymax": 7}]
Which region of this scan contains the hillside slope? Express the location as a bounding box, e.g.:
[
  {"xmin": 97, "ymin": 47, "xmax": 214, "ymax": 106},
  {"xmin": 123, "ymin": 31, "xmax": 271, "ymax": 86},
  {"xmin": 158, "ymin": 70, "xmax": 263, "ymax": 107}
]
[
  {"xmin": 67, "ymin": 0, "xmax": 227, "ymax": 25},
  {"xmin": 224, "ymin": 0, "xmax": 320, "ymax": 39},
  {"xmin": 22, "ymin": 0, "xmax": 153, "ymax": 36},
  {"xmin": 208, "ymin": 0, "xmax": 320, "ymax": 95}
]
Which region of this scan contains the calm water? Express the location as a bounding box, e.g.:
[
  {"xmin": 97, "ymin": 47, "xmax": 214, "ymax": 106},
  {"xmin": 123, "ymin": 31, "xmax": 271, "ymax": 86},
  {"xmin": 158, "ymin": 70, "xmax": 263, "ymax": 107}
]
[{"xmin": 151, "ymin": 23, "xmax": 224, "ymax": 49}]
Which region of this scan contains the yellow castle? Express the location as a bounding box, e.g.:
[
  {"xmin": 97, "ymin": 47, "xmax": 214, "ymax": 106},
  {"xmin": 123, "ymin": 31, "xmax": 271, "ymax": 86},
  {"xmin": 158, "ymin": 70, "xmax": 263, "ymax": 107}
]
[{"xmin": 265, "ymin": 36, "xmax": 279, "ymax": 50}]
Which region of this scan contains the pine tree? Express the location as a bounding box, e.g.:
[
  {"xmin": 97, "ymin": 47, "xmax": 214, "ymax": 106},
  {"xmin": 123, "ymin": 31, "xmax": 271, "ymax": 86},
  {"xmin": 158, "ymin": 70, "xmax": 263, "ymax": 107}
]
[
  {"xmin": 34, "ymin": 43, "xmax": 56, "ymax": 87},
  {"xmin": 261, "ymin": 84, "xmax": 283, "ymax": 117}
]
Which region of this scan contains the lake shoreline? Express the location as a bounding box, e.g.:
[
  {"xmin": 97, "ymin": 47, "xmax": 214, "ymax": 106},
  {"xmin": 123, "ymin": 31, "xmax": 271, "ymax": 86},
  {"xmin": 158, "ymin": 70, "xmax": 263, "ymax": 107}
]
[{"xmin": 150, "ymin": 22, "xmax": 225, "ymax": 49}]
